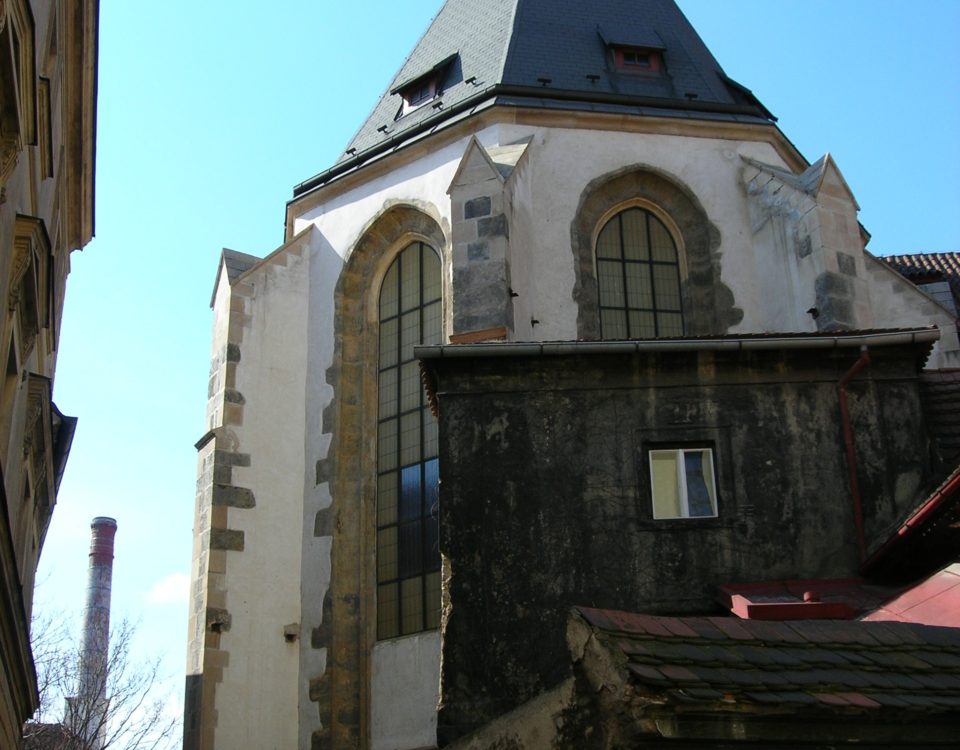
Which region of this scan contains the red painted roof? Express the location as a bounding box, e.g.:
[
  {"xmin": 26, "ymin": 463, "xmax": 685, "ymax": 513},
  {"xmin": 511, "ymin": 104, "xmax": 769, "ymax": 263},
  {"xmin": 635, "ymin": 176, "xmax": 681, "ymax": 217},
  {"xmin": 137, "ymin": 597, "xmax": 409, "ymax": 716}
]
[
  {"xmin": 717, "ymin": 578, "xmax": 899, "ymax": 620},
  {"xmin": 863, "ymin": 565, "xmax": 960, "ymax": 626}
]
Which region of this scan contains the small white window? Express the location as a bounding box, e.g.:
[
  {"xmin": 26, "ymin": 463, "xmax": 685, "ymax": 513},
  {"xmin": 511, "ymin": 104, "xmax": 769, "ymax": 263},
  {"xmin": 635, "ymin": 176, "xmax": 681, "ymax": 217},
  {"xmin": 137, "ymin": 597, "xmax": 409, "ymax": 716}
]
[{"xmin": 649, "ymin": 448, "xmax": 717, "ymax": 519}]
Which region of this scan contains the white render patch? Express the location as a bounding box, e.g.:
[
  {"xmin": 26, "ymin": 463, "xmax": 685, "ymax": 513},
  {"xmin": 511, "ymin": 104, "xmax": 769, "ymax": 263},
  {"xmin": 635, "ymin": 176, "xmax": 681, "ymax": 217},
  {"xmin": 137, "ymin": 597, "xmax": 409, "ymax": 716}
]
[{"xmin": 371, "ymin": 632, "xmax": 441, "ymax": 750}]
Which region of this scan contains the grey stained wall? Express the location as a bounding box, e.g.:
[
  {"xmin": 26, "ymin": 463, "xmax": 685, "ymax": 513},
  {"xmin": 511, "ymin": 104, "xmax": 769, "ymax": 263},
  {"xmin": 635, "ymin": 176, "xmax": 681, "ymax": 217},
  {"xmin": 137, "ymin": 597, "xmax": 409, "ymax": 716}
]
[{"xmin": 424, "ymin": 342, "xmax": 934, "ymax": 743}]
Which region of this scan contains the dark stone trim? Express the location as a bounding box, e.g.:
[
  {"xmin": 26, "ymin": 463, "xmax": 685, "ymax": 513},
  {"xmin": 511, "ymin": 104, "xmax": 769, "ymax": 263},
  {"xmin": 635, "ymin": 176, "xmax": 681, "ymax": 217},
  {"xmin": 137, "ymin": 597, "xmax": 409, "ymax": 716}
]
[
  {"xmin": 212, "ymin": 484, "xmax": 256, "ymax": 509},
  {"xmin": 313, "ymin": 202, "xmax": 449, "ymax": 746},
  {"xmin": 571, "ymin": 164, "xmax": 742, "ymax": 339},
  {"xmin": 210, "ymin": 529, "xmax": 245, "ymax": 551}
]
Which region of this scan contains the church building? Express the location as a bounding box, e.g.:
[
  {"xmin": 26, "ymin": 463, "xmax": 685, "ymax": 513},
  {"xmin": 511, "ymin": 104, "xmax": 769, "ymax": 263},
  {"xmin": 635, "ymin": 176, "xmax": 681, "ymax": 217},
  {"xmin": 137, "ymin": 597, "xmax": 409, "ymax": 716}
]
[{"xmin": 184, "ymin": 2, "xmax": 960, "ymax": 748}]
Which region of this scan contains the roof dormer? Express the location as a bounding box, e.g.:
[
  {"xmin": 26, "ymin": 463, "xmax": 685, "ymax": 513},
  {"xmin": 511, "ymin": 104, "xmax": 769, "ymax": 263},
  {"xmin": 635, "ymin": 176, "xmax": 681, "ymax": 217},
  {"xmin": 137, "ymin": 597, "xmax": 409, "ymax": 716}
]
[
  {"xmin": 598, "ymin": 25, "xmax": 665, "ymax": 75},
  {"xmin": 391, "ymin": 53, "xmax": 458, "ymax": 116}
]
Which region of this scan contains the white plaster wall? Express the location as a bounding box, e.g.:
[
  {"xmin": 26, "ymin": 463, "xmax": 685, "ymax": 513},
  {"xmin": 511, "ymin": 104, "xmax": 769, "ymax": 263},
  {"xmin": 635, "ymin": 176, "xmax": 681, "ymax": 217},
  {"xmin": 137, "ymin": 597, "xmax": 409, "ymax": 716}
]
[
  {"xmin": 493, "ymin": 124, "xmax": 789, "ymax": 339},
  {"xmin": 371, "ymin": 633, "xmax": 441, "ymax": 750},
  {"xmin": 864, "ymin": 258, "xmax": 960, "ymax": 368},
  {"xmin": 506, "ymin": 142, "xmax": 537, "ymax": 341},
  {"xmin": 296, "ymin": 124, "xmax": 792, "ymax": 344},
  {"xmin": 214, "ymin": 247, "xmax": 309, "ymax": 750}
]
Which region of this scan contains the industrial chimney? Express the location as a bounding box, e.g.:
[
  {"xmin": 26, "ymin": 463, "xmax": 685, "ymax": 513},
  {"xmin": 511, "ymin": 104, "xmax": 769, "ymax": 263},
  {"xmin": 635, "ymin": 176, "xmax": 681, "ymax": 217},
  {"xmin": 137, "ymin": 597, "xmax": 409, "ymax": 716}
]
[{"xmin": 66, "ymin": 516, "xmax": 117, "ymax": 749}]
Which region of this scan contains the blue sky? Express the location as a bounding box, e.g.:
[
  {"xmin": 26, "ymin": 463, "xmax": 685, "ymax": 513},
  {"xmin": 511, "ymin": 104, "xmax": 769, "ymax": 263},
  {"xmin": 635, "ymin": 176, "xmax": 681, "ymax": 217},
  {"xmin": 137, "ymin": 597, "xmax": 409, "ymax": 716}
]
[{"xmin": 33, "ymin": 0, "xmax": 959, "ymax": 732}]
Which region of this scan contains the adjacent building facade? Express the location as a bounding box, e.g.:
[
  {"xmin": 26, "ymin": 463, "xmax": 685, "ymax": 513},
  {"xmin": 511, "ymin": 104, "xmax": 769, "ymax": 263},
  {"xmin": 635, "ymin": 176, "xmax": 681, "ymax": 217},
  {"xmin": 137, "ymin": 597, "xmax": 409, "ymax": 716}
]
[
  {"xmin": 0, "ymin": 1, "xmax": 99, "ymax": 747},
  {"xmin": 184, "ymin": 1, "xmax": 959, "ymax": 748}
]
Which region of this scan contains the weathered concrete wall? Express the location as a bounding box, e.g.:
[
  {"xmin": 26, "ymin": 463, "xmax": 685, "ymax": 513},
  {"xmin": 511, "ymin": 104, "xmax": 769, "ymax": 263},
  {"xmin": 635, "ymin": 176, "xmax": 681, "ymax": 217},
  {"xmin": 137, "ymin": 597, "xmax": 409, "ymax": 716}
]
[{"xmin": 426, "ymin": 343, "xmax": 933, "ymax": 741}]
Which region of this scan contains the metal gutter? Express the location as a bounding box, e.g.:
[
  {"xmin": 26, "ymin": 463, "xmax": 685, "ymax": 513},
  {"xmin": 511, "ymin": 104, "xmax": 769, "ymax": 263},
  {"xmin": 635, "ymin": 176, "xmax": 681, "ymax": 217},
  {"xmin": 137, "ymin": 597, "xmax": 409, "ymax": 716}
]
[
  {"xmin": 291, "ymin": 84, "xmax": 775, "ymax": 200},
  {"xmin": 415, "ymin": 328, "xmax": 940, "ymax": 360}
]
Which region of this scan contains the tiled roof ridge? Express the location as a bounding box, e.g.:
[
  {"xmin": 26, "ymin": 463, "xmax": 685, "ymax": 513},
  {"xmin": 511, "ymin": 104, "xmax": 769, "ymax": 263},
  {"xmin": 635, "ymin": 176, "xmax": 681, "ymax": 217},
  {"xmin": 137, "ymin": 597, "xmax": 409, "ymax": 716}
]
[{"xmin": 882, "ymin": 252, "xmax": 960, "ymax": 281}]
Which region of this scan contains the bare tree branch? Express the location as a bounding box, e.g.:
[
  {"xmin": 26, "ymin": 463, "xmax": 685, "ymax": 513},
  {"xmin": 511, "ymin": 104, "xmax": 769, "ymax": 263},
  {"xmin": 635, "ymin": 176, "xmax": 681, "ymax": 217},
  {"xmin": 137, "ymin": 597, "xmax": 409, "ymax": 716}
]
[{"xmin": 24, "ymin": 615, "xmax": 179, "ymax": 750}]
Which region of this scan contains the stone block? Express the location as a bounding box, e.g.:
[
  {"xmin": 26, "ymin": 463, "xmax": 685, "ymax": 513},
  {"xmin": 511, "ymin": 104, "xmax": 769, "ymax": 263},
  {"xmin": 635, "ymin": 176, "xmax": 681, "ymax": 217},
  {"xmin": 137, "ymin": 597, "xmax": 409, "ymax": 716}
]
[
  {"xmin": 464, "ymin": 196, "xmax": 492, "ymax": 219},
  {"xmin": 210, "ymin": 528, "xmax": 245, "ymax": 551},
  {"xmin": 213, "ymin": 484, "xmax": 256, "ymax": 509},
  {"xmin": 468, "ymin": 241, "xmax": 489, "ymax": 261},
  {"xmin": 314, "ymin": 506, "xmax": 335, "ymax": 537},
  {"xmin": 224, "ymin": 388, "xmax": 245, "ymax": 405},
  {"xmin": 478, "ymin": 214, "xmax": 508, "ymax": 239},
  {"xmin": 206, "ymin": 607, "xmax": 232, "ymax": 633},
  {"xmin": 215, "ymin": 450, "xmax": 251, "ymax": 467},
  {"xmin": 223, "ymin": 403, "xmax": 244, "ymax": 426},
  {"xmin": 837, "ymin": 252, "xmax": 857, "ymax": 277}
]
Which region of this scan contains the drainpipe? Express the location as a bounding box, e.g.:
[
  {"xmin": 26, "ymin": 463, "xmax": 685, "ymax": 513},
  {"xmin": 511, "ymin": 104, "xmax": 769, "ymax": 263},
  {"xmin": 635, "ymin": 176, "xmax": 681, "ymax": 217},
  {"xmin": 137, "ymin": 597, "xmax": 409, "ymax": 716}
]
[{"xmin": 838, "ymin": 346, "xmax": 871, "ymax": 562}]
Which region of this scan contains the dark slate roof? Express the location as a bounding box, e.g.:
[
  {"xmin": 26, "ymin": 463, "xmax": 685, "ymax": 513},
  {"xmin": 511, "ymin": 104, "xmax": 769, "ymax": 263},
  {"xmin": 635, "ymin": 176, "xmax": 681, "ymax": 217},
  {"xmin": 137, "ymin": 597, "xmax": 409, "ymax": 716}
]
[
  {"xmin": 294, "ymin": 0, "xmax": 773, "ymax": 197},
  {"xmin": 209, "ymin": 248, "xmax": 262, "ymax": 307},
  {"xmin": 576, "ymin": 606, "xmax": 960, "ymax": 713},
  {"xmin": 222, "ymin": 248, "xmax": 261, "ymax": 282}
]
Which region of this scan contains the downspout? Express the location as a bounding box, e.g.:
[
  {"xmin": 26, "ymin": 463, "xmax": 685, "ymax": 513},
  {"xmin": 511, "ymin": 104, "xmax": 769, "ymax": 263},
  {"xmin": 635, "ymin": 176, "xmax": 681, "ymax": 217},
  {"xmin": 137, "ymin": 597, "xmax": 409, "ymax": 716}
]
[{"xmin": 838, "ymin": 346, "xmax": 871, "ymax": 562}]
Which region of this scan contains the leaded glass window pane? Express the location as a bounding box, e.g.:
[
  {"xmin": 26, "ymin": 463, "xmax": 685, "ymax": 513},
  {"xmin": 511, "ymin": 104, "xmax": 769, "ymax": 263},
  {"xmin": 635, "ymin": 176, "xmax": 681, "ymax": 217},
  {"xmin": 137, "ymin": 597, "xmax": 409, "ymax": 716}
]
[
  {"xmin": 596, "ymin": 208, "xmax": 684, "ymax": 338},
  {"xmin": 377, "ymin": 242, "xmax": 443, "ymax": 639},
  {"xmin": 621, "ymin": 209, "xmax": 649, "ymax": 261}
]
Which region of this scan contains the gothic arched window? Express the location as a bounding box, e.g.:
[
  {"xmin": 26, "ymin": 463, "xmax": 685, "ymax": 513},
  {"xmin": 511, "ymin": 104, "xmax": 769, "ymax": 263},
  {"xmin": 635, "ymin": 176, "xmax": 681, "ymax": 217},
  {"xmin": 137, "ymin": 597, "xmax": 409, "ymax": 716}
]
[
  {"xmin": 596, "ymin": 207, "xmax": 684, "ymax": 338},
  {"xmin": 376, "ymin": 241, "xmax": 442, "ymax": 639}
]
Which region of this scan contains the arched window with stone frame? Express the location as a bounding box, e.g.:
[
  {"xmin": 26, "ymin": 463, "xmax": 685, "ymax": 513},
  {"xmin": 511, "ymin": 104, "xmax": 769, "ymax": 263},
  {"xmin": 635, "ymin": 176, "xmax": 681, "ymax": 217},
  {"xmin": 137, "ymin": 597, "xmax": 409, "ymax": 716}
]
[
  {"xmin": 572, "ymin": 166, "xmax": 742, "ymax": 340},
  {"xmin": 375, "ymin": 240, "xmax": 443, "ymax": 640},
  {"xmin": 595, "ymin": 203, "xmax": 685, "ymax": 339}
]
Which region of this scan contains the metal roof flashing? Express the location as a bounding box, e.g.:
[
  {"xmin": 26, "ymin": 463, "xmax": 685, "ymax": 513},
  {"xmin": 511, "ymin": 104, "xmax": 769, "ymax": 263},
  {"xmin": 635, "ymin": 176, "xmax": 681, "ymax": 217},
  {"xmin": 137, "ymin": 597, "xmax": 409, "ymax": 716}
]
[{"xmin": 415, "ymin": 328, "xmax": 941, "ymax": 360}]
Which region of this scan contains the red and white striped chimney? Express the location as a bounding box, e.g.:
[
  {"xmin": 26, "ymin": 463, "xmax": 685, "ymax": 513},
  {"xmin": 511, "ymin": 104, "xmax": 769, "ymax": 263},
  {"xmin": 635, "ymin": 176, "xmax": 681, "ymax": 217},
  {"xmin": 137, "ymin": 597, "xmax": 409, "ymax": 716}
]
[{"xmin": 68, "ymin": 516, "xmax": 117, "ymax": 749}]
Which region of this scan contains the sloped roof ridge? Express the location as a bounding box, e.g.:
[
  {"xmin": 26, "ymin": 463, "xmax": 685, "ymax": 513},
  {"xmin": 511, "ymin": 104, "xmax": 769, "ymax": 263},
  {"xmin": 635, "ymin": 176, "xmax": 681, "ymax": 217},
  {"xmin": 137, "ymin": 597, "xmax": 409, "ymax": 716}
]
[{"xmin": 335, "ymin": 3, "xmax": 450, "ymax": 160}]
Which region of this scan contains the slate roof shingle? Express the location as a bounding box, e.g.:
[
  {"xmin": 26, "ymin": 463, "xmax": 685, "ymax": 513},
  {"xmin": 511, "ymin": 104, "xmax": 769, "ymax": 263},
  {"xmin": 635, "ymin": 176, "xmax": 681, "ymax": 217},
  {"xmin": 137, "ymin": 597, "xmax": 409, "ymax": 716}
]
[
  {"xmin": 576, "ymin": 607, "xmax": 960, "ymax": 713},
  {"xmin": 294, "ymin": 0, "xmax": 774, "ymax": 197}
]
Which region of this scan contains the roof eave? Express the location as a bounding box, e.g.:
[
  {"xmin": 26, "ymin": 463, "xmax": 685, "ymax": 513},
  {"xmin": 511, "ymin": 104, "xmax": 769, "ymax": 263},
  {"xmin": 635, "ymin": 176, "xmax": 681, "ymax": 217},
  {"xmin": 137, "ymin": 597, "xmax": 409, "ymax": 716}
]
[{"xmin": 290, "ymin": 84, "xmax": 776, "ymax": 201}]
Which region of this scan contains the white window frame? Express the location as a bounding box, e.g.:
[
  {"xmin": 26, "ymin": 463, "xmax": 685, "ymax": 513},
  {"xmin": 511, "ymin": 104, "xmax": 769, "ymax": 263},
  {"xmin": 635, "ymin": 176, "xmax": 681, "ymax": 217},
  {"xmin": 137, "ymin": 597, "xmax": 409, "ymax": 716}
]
[{"xmin": 649, "ymin": 447, "xmax": 718, "ymax": 520}]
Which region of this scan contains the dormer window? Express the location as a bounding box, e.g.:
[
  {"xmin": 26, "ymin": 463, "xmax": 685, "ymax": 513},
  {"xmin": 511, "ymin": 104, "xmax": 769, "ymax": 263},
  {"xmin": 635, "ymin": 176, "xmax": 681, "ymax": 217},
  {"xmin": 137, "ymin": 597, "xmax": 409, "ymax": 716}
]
[
  {"xmin": 614, "ymin": 46, "xmax": 662, "ymax": 74},
  {"xmin": 404, "ymin": 79, "xmax": 437, "ymax": 110},
  {"xmin": 598, "ymin": 26, "xmax": 666, "ymax": 77},
  {"xmin": 391, "ymin": 52, "xmax": 458, "ymax": 117}
]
